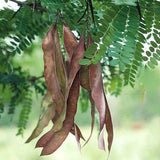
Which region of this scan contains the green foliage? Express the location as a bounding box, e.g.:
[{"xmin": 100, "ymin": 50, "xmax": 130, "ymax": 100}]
[
  {"xmin": 0, "ymin": 0, "xmax": 160, "ymax": 135},
  {"xmin": 17, "ymin": 89, "xmax": 33, "ymax": 136},
  {"xmin": 0, "ymin": 67, "xmax": 46, "ymax": 134},
  {"xmin": 113, "ymin": 0, "xmax": 137, "ymax": 6},
  {"xmin": 91, "ymin": 0, "xmax": 160, "ymax": 91}
]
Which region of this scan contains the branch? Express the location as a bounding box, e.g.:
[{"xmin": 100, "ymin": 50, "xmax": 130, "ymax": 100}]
[
  {"xmin": 9, "ymin": 0, "xmax": 47, "ymax": 12},
  {"xmin": 27, "ymin": 75, "xmax": 44, "ymax": 82},
  {"xmin": 136, "ymin": 1, "xmax": 142, "ymax": 21},
  {"xmin": 88, "ymin": 0, "xmax": 95, "ymax": 24},
  {"xmin": 77, "ymin": 4, "xmax": 88, "ymax": 23}
]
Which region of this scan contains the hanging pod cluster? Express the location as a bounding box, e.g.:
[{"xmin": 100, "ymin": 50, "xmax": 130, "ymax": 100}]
[{"xmin": 26, "ymin": 22, "xmax": 113, "ymax": 156}]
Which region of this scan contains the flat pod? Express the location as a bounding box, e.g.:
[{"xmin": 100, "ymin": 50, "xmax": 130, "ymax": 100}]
[
  {"xmin": 50, "ymin": 24, "xmax": 68, "ymax": 133},
  {"xmin": 89, "ymin": 62, "xmax": 106, "ymax": 150},
  {"xmin": 63, "ymin": 22, "xmax": 78, "ymax": 72},
  {"xmin": 36, "ymin": 122, "xmax": 85, "ymax": 148},
  {"xmin": 26, "ymin": 92, "xmax": 55, "ymax": 143},
  {"xmin": 40, "ymin": 73, "xmax": 80, "ymax": 155},
  {"xmin": 53, "ymin": 24, "xmax": 67, "ymax": 96},
  {"xmin": 30, "ymin": 22, "xmax": 113, "ymax": 157},
  {"xmin": 70, "ymin": 123, "xmax": 85, "ymax": 141},
  {"xmin": 42, "ymin": 24, "xmax": 64, "ymax": 114},
  {"xmin": 26, "ymin": 103, "xmax": 56, "ymax": 143},
  {"xmin": 74, "ymin": 123, "xmax": 81, "ymax": 151},
  {"xmin": 79, "ymin": 66, "xmax": 95, "ymax": 146},
  {"xmin": 104, "ymin": 91, "xmax": 113, "ymax": 152},
  {"xmin": 67, "ymin": 31, "xmax": 85, "ymax": 91},
  {"xmin": 88, "ymin": 34, "xmax": 113, "ymax": 152},
  {"xmin": 36, "ymin": 25, "xmax": 85, "ymax": 150}
]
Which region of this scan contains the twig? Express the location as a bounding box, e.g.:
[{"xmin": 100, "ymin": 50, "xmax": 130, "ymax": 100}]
[
  {"xmin": 77, "ymin": 3, "xmax": 88, "ymax": 23},
  {"xmin": 136, "ymin": 1, "xmax": 143, "ymax": 21},
  {"xmin": 27, "ymin": 75, "xmax": 44, "ymax": 82},
  {"xmin": 88, "ymin": 0, "xmax": 95, "ymax": 24},
  {"xmin": 10, "ymin": 6, "xmax": 22, "ymax": 20}
]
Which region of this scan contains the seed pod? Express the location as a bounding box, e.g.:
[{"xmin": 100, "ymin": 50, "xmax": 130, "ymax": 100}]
[
  {"xmin": 36, "ymin": 122, "xmax": 85, "ymax": 148},
  {"xmin": 104, "ymin": 91, "xmax": 113, "ymax": 152},
  {"xmin": 89, "ymin": 62, "xmax": 106, "ymax": 150},
  {"xmin": 40, "ymin": 73, "xmax": 80, "ymax": 155},
  {"xmin": 74, "ymin": 123, "xmax": 81, "ymax": 151},
  {"xmin": 43, "ymin": 23, "xmax": 69, "ymax": 135},
  {"xmin": 42, "ymin": 24, "xmax": 64, "ymax": 114},
  {"xmin": 88, "ymin": 34, "xmax": 113, "ymax": 152},
  {"xmin": 70, "ymin": 123, "xmax": 85, "ymax": 141},
  {"xmin": 79, "ymin": 66, "xmax": 95, "ymax": 146},
  {"xmin": 53, "ymin": 24, "xmax": 67, "ymax": 96},
  {"xmin": 67, "ymin": 31, "xmax": 85, "ymax": 91},
  {"xmin": 26, "ymin": 92, "xmax": 55, "ymax": 143},
  {"xmin": 63, "ymin": 22, "xmax": 78, "ymax": 72}
]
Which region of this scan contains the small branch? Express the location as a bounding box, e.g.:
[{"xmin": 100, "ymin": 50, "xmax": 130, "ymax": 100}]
[
  {"xmin": 9, "ymin": 0, "xmax": 47, "ymax": 12},
  {"xmin": 77, "ymin": 3, "xmax": 88, "ymax": 23},
  {"xmin": 10, "ymin": 6, "xmax": 22, "ymax": 20},
  {"xmin": 27, "ymin": 75, "xmax": 44, "ymax": 82},
  {"xmin": 88, "ymin": 0, "xmax": 95, "ymax": 24},
  {"xmin": 136, "ymin": 1, "xmax": 143, "ymax": 21}
]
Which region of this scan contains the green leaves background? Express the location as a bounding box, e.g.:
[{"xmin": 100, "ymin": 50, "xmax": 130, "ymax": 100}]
[{"xmin": 0, "ymin": 0, "xmax": 160, "ymax": 135}]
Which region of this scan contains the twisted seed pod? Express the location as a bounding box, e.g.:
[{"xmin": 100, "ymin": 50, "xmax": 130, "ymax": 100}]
[
  {"xmin": 88, "ymin": 34, "xmax": 113, "ymax": 152},
  {"xmin": 41, "ymin": 73, "xmax": 80, "ymax": 155},
  {"xmin": 63, "ymin": 22, "xmax": 78, "ymax": 72},
  {"xmin": 79, "ymin": 66, "xmax": 95, "ymax": 146}
]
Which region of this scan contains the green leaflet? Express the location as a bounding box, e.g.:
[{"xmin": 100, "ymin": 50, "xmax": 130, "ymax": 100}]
[
  {"xmin": 79, "ymin": 59, "xmax": 91, "ymax": 65},
  {"xmin": 150, "ymin": 41, "xmax": 157, "ymax": 48},
  {"xmin": 110, "ymin": 59, "xmax": 119, "ymax": 66},
  {"xmin": 153, "ymin": 34, "xmax": 160, "ymax": 44},
  {"xmin": 153, "ymin": 53, "xmax": 160, "ymax": 61},
  {"xmin": 84, "ymin": 43, "xmax": 97, "ymax": 58},
  {"xmin": 146, "ymin": 51, "xmax": 151, "ymax": 57},
  {"xmin": 142, "ymin": 56, "xmax": 148, "ymax": 61},
  {"xmin": 113, "ymin": 0, "xmax": 137, "ymax": 6}
]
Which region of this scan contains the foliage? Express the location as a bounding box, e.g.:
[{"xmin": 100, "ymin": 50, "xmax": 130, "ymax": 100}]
[{"xmin": 0, "ymin": 0, "xmax": 159, "ymax": 142}]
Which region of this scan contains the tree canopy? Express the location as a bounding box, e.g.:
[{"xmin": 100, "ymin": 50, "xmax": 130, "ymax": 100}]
[{"xmin": 0, "ymin": 0, "xmax": 160, "ymax": 157}]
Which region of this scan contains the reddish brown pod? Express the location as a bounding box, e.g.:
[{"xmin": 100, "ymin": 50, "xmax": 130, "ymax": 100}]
[
  {"xmin": 63, "ymin": 22, "xmax": 78, "ymax": 72},
  {"xmin": 88, "ymin": 34, "xmax": 113, "ymax": 152},
  {"xmin": 41, "ymin": 74, "xmax": 80, "ymax": 155},
  {"xmin": 26, "ymin": 22, "xmax": 113, "ymax": 158}
]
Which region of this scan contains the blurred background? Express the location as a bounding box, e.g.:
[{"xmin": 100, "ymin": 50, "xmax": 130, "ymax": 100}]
[{"xmin": 0, "ymin": 40, "xmax": 160, "ymax": 160}]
